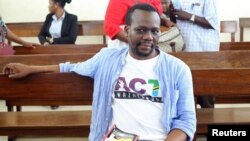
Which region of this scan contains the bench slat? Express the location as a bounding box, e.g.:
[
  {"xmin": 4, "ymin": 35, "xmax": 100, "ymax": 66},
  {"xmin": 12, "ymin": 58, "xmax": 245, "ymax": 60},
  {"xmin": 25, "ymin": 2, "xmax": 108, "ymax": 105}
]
[
  {"xmin": 0, "ymin": 111, "xmax": 91, "ymax": 136},
  {"xmin": 14, "ymin": 45, "xmax": 105, "ymax": 55},
  {"xmin": 197, "ymin": 108, "xmax": 250, "ymax": 134},
  {"xmin": 192, "ymin": 69, "xmax": 250, "ymax": 96}
]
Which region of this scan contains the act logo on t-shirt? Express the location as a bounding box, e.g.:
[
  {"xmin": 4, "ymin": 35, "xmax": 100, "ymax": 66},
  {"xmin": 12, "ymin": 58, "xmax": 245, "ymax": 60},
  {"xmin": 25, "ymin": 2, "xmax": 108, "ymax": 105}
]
[{"xmin": 114, "ymin": 77, "xmax": 162, "ymax": 103}]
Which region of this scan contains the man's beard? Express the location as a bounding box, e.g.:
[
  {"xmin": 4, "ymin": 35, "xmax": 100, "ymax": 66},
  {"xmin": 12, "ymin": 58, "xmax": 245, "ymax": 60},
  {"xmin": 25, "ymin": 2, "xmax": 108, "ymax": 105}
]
[{"xmin": 134, "ymin": 43, "xmax": 155, "ymax": 57}]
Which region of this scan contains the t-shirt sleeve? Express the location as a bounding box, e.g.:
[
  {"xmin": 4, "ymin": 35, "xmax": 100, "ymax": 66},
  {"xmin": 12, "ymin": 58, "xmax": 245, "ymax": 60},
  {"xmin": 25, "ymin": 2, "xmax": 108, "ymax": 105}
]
[{"xmin": 104, "ymin": 0, "xmax": 130, "ymax": 39}]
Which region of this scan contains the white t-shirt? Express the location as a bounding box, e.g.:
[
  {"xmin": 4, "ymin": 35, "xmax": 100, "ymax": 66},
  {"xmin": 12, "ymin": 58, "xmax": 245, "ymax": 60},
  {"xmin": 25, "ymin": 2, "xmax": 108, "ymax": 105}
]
[{"xmin": 110, "ymin": 53, "xmax": 166, "ymax": 140}]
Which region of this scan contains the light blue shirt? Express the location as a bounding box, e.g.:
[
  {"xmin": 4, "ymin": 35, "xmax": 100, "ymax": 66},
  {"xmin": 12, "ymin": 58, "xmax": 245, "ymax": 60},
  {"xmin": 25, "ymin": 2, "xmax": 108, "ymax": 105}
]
[{"xmin": 59, "ymin": 47, "xmax": 196, "ymax": 141}]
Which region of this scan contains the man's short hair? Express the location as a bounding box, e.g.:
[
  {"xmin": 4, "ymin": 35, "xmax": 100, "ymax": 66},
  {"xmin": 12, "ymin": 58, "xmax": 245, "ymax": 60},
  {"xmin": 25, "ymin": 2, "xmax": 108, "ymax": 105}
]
[{"xmin": 125, "ymin": 3, "xmax": 160, "ymax": 26}]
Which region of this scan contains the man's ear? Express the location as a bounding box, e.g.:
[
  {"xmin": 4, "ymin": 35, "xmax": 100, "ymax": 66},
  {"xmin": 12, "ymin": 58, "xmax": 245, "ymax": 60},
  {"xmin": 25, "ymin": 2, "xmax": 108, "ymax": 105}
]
[{"xmin": 124, "ymin": 25, "xmax": 129, "ymax": 35}]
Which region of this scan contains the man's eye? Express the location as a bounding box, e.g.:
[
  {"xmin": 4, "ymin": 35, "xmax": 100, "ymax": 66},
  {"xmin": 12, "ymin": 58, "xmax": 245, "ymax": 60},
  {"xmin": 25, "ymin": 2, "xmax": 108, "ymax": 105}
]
[
  {"xmin": 152, "ymin": 30, "xmax": 159, "ymax": 35},
  {"xmin": 136, "ymin": 29, "xmax": 145, "ymax": 34}
]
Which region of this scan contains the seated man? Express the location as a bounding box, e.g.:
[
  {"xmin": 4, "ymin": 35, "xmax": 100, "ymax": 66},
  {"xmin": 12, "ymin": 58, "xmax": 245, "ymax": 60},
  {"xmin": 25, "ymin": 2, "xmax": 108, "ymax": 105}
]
[{"xmin": 3, "ymin": 3, "xmax": 196, "ymax": 141}]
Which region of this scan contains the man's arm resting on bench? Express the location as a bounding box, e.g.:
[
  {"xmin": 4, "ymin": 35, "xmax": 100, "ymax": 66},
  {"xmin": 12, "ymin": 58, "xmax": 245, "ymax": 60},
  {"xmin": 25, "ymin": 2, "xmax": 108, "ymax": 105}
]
[{"xmin": 2, "ymin": 63, "xmax": 59, "ymax": 78}]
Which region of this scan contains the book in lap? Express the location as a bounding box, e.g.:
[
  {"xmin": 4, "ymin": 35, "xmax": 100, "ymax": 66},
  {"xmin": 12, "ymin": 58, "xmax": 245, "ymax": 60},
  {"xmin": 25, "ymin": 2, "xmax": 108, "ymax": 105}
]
[{"xmin": 103, "ymin": 125, "xmax": 139, "ymax": 141}]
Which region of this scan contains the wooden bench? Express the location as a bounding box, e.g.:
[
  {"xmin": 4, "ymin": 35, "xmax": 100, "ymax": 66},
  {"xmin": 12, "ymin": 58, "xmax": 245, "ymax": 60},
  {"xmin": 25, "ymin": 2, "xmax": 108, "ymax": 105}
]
[
  {"xmin": 12, "ymin": 41, "xmax": 250, "ymax": 55},
  {"xmin": 220, "ymin": 42, "xmax": 250, "ymax": 50},
  {"xmin": 6, "ymin": 20, "xmax": 171, "ymax": 46},
  {"xmin": 193, "ymin": 68, "xmax": 250, "ymax": 137},
  {"xmin": 6, "ymin": 22, "xmax": 83, "ymax": 45},
  {"xmin": 0, "ymin": 73, "xmax": 93, "ymax": 139},
  {"xmin": 11, "ymin": 41, "xmax": 250, "ymax": 55},
  {"xmin": 1, "ymin": 50, "xmax": 250, "ymax": 114},
  {"xmin": 239, "ymin": 17, "xmax": 250, "ymax": 41},
  {"xmin": 172, "ymin": 50, "xmax": 250, "ymax": 69},
  {"xmin": 1, "ymin": 50, "xmax": 250, "ymax": 107},
  {"xmin": 1, "ymin": 50, "xmax": 250, "ymax": 138},
  {"xmin": 13, "ymin": 44, "xmax": 105, "ymax": 55},
  {"xmin": 220, "ymin": 20, "xmax": 237, "ymax": 42},
  {"xmin": 6, "ymin": 20, "xmax": 106, "ymax": 45},
  {"xmin": 1, "ymin": 69, "xmax": 250, "ymax": 140},
  {"xmin": 0, "ymin": 53, "xmax": 95, "ymax": 112},
  {"xmin": 172, "ymin": 51, "xmax": 250, "ymax": 104},
  {"xmin": 0, "ymin": 53, "xmax": 94, "ymax": 76},
  {"xmin": 79, "ymin": 21, "xmax": 106, "ymax": 44},
  {"xmin": 2, "ymin": 50, "xmax": 250, "ymax": 74}
]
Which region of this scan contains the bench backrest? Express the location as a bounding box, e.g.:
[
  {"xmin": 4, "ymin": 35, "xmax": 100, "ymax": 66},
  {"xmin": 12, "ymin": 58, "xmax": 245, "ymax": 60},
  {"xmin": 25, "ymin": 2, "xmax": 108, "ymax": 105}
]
[
  {"xmin": 1, "ymin": 68, "xmax": 249, "ymax": 107},
  {"xmin": 239, "ymin": 18, "xmax": 250, "ymax": 41},
  {"xmin": 171, "ymin": 50, "xmax": 250, "ymax": 68},
  {"xmin": 13, "ymin": 44, "xmax": 105, "ymax": 55},
  {"xmin": 220, "ymin": 42, "xmax": 250, "ymax": 50},
  {"xmin": 79, "ymin": 21, "xmax": 106, "ymax": 44},
  {"xmin": 6, "ymin": 21, "xmax": 107, "ymax": 44},
  {"xmin": 0, "ymin": 73, "xmax": 93, "ymax": 106},
  {"xmin": 1, "ymin": 50, "xmax": 250, "ymax": 72},
  {"xmin": 220, "ymin": 20, "xmax": 237, "ymax": 42},
  {"xmin": 6, "ymin": 21, "xmax": 171, "ymax": 45},
  {"xmin": 193, "ymin": 68, "xmax": 250, "ymax": 97},
  {"xmin": 6, "ymin": 22, "xmax": 83, "ymax": 37},
  {"xmin": 6, "ymin": 20, "xmax": 106, "ymax": 44},
  {"xmin": 0, "ymin": 53, "xmax": 95, "ymax": 71},
  {"xmin": 12, "ymin": 41, "xmax": 250, "ymax": 54},
  {"xmin": 6, "ymin": 22, "xmax": 83, "ymax": 44},
  {"xmin": 1, "ymin": 51, "xmax": 250, "ymax": 106}
]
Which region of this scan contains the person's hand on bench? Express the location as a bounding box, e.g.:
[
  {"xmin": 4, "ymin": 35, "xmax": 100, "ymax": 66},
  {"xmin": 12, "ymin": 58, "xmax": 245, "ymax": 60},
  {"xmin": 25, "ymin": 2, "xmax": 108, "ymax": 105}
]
[
  {"xmin": 3, "ymin": 63, "xmax": 60, "ymax": 79},
  {"xmin": 3, "ymin": 63, "xmax": 33, "ymax": 78}
]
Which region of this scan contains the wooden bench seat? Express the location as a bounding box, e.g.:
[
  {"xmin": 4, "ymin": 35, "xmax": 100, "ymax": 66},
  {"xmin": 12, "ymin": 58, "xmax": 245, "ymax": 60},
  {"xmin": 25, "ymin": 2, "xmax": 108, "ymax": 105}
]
[
  {"xmin": 197, "ymin": 108, "xmax": 250, "ymax": 135},
  {"xmin": 0, "ymin": 111, "xmax": 91, "ymax": 136}
]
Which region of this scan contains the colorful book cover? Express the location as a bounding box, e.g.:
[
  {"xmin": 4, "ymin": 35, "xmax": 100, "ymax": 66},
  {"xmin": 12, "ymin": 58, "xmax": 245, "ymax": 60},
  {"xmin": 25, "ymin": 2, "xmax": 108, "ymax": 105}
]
[{"xmin": 103, "ymin": 125, "xmax": 139, "ymax": 141}]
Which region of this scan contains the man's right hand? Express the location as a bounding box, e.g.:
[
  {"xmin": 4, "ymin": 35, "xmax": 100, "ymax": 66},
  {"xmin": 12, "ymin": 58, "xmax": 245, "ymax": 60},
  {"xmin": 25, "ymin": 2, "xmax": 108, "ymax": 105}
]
[{"xmin": 2, "ymin": 63, "xmax": 32, "ymax": 79}]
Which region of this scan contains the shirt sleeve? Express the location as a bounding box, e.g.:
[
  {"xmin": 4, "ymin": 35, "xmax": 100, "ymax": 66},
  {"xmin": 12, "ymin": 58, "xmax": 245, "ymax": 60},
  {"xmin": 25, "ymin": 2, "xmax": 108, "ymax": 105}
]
[
  {"xmin": 203, "ymin": 0, "xmax": 219, "ymax": 31},
  {"xmin": 104, "ymin": 0, "xmax": 130, "ymax": 39},
  {"xmin": 59, "ymin": 48, "xmax": 107, "ymax": 78},
  {"xmin": 171, "ymin": 61, "xmax": 196, "ymax": 141},
  {"xmin": 150, "ymin": 0, "xmax": 163, "ymax": 15}
]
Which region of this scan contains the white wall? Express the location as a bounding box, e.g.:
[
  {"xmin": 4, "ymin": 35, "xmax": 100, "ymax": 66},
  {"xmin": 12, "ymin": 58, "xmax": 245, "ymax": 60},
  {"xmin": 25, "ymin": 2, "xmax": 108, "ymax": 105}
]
[
  {"xmin": 217, "ymin": 0, "xmax": 250, "ymax": 41},
  {"xmin": 0, "ymin": 0, "xmax": 108, "ymax": 22},
  {"xmin": 0, "ymin": 0, "xmax": 250, "ymax": 42}
]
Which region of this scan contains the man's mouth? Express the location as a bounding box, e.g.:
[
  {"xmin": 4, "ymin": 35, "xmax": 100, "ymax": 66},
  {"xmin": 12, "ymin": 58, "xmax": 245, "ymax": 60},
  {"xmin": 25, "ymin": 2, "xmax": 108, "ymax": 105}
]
[{"xmin": 138, "ymin": 43, "xmax": 153, "ymax": 49}]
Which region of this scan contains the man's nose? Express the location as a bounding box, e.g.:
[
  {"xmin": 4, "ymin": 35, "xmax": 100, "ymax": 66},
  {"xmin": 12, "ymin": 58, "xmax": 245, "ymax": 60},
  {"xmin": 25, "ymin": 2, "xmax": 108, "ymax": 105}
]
[{"xmin": 142, "ymin": 31, "xmax": 153, "ymax": 41}]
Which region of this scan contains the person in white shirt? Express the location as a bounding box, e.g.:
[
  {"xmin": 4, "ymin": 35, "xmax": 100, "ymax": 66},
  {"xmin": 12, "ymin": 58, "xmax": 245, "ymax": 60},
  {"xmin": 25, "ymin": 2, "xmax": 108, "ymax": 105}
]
[{"xmin": 38, "ymin": 0, "xmax": 78, "ymax": 45}]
